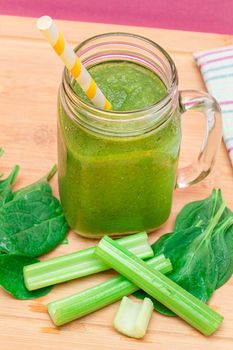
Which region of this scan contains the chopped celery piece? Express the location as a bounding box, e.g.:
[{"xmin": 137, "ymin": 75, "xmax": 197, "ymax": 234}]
[
  {"xmin": 95, "ymin": 236, "xmax": 224, "ymax": 336},
  {"xmin": 113, "ymin": 296, "xmax": 153, "ymax": 339},
  {"xmin": 47, "ymin": 255, "xmax": 172, "ymax": 326},
  {"xmin": 24, "ymin": 232, "xmax": 153, "ymax": 291}
]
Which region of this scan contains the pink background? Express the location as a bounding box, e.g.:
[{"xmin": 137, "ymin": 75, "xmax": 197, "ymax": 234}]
[{"xmin": 0, "ymin": 0, "xmax": 232, "ymax": 34}]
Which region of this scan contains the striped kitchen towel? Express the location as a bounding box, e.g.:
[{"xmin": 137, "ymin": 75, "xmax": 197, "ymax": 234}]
[{"xmin": 194, "ymin": 45, "xmax": 233, "ymax": 166}]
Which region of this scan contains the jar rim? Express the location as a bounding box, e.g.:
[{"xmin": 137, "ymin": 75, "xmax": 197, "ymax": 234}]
[{"xmin": 62, "ymin": 32, "xmax": 178, "ymax": 123}]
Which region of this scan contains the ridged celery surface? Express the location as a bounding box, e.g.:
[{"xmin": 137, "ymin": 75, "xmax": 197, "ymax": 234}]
[
  {"xmin": 24, "ymin": 232, "xmax": 153, "ymax": 291},
  {"xmin": 95, "ymin": 236, "xmax": 224, "ymax": 336},
  {"xmin": 113, "ymin": 296, "xmax": 154, "ymax": 338},
  {"xmin": 48, "ymin": 254, "xmax": 172, "ymax": 326}
]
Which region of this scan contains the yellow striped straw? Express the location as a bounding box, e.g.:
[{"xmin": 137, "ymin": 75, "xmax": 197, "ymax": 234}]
[{"xmin": 37, "ymin": 16, "xmax": 112, "ymax": 110}]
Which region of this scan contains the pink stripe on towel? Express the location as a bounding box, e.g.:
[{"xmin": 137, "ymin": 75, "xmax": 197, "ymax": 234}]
[
  {"xmin": 200, "ymin": 55, "xmax": 233, "ymax": 68},
  {"xmin": 195, "ymin": 47, "xmax": 233, "ymax": 60}
]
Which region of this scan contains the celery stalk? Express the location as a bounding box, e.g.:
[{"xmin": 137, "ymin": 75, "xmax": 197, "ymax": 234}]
[
  {"xmin": 47, "ymin": 255, "xmax": 172, "ymax": 326},
  {"xmin": 95, "ymin": 236, "xmax": 224, "ymax": 336},
  {"xmin": 24, "ymin": 232, "xmax": 153, "ymax": 291},
  {"xmin": 113, "ymin": 296, "xmax": 154, "ymax": 338}
]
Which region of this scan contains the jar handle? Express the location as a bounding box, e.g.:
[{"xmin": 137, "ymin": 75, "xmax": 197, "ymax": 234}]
[{"xmin": 176, "ymin": 90, "xmax": 222, "ymax": 188}]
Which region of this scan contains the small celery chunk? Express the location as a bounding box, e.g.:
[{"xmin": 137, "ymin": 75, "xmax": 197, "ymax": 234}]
[{"xmin": 113, "ymin": 296, "xmax": 153, "ymax": 339}]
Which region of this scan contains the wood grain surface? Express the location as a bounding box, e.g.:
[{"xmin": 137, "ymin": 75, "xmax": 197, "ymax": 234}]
[{"xmin": 0, "ymin": 15, "xmax": 233, "ymax": 350}]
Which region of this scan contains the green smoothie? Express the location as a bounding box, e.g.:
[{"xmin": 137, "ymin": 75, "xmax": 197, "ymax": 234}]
[
  {"xmin": 58, "ymin": 61, "xmax": 181, "ymax": 237},
  {"xmin": 74, "ymin": 62, "xmax": 166, "ymax": 110}
]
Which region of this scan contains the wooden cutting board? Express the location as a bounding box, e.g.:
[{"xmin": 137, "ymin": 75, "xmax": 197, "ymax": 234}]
[{"xmin": 0, "ymin": 15, "xmax": 233, "ymax": 350}]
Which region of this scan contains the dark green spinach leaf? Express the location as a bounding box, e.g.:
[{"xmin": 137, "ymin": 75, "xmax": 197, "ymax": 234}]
[
  {"xmin": 0, "ymin": 178, "xmax": 68, "ymax": 257},
  {"xmin": 0, "ymin": 152, "xmax": 68, "ymax": 300},
  {"xmin": 13, "ymin": 164, "xmax": 57, "ymax": 200},
  {"xmin": 174, "ymin": 189, "xmax": 222, "ymax": 232},
  {"xmin": 0, "ymin": 254, "xmax": 52, "ymax": 299},
  {"xmin": 0, "ymin": 165, "xmax": 19, "ymax": 191},
  {"xmin": 0, "ymin": 163, "xmax": 20, "ymax": 207},
  {"xmin": 0, "ymin": 185, "xmax": 14, "ymax": 208},
  {"xmin": 135, "ymin": 190, "xmax": 233, "ymax": 316},
  {"xmin": 0, "ymin": 161, "xmax": 68, "ymax": 257},
  {"xmin": 211, "ymin": 217, "xmax": 233, "ymax": 288}
]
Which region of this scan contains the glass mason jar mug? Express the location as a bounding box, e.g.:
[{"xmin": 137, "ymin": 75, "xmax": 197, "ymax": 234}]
[{"xmin": 58, "ymin": 33, "xmax": 222, "ymax": 238}]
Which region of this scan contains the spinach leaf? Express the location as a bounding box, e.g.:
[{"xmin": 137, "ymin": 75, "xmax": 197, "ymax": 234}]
[
  {"xmin": 174, "ymin": 189, "xmax": 226, "ymax": 232},
  {"xmin": 0, "ymin": 152, "xmax": 68, "ymax": 300},
  {"xmin": 0, "ymin": 165, "xmax": 20, "ymax": 207},
  {"xmin": 149, "ymin": 225, "xmax": 218, "ymax": 315},
  {"xmin": 0, "ymin": 183, "xmax": 68, "ymax": 257},
  {"xmin": 211, "ymin": 217, "xmax": 233, "ymax": 288},
  {"xmin": 155, "ymin": 226, "xmax": 218, "ymax": 296},
  {"xmin": 0, "ymin": 254, "xmax": 52, "ymax": 299},
  {"xmin": 0, "ymin": 165, "xmax": 19, "ymax": 191},
  {"xmin": 0, "ymin": 185, "xmax": 14, "ymax": 208},
  {"xmin": 13, "ymin": 164, "xmax": 57, "ymax": 200},
  {"xmin": 0, "ymin": 149, "xmax": 20, "ymax": 207},
  {"xmin": 135, "ymin": 190, "xmax": 233, "ymax": 316},
  {"xmin": 0, "ymin": 160, "xmax": 68, "ymax": 257},
  {"xmin": 174, "ymin": 188, "xmax": 233, "ymax": 289}
]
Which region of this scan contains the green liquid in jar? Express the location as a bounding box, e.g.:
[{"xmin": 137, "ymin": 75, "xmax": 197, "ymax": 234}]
[{"xmin": 58, "ymin": 61, "xmax": 181, "ymax": 237}]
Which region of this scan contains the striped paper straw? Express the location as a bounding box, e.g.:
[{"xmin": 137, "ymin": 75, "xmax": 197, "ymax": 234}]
[{"xmin": 37, "ymin": 16, "xmax": 112, "ymax": 110}]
